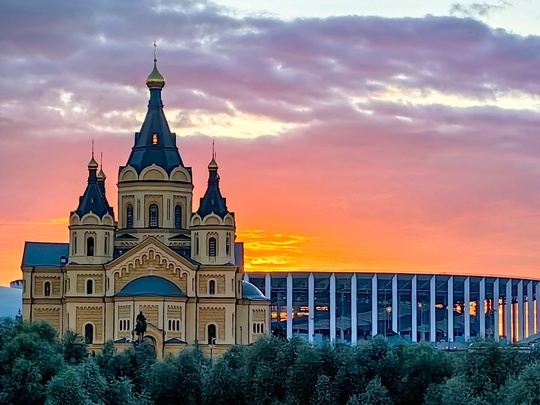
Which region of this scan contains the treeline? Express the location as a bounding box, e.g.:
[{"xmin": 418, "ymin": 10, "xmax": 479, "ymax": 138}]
[{"xmin": 1, "ymin": 320, "xmax": 540, "ymax": 405}]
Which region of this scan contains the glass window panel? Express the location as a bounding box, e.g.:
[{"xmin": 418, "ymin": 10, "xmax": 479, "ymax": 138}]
[
  {"xmin": 377, "ymin": 275, "xmax": 393, "ymax": 337},
  {"xmin": 453, "ymin": 277, "xmax": 465, "ymax": 342},
  {"xmin": 417, "ymin": 276, "xmax": 431, "ymax": 342},
  {"xmin": 357, "ymin": 275, "xmax": 373, "ymax": 341},
  {"xmin": 398, "ymin": 275, "xmax": 413, "ymax": 341},
  {"xmin": 436, "ymin": 276, "xmax": 449, "ymax": 342},
  {"xmin": 314, "ymin": 274, "xmax": 331, "ymax": 343},
  {"xmin": 293, "ymin": 275, "xmax": 309, "ymax": 340},
  {"xmin": 336, "ymin": 275, "xmax": 352, "ymax": 343}
]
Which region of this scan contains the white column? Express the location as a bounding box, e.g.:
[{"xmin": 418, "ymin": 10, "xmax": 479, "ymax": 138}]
[
  {"xmin": 493, "ymin": 279, "xmax": 499, "ymax": 341},
  {"xmin": 265, "ymin": 274, "xmax": 272, "ymax": 332},
  {"xmin": 264, "ymin": 274, "xmax": 271, "ymax": 298},
  {"xmin": 505, "ymin": 280, "xmax": 512, "ymax": 343},
  {"xmin": 330, "ymin": 274, "xmax": 336, "ymax": 342},
  {"xmin": 392, "ymin": 275, "xmax": 398, "ymax": 333},
  {"xmin": 371, "ymin": 274, "xmax": 378, "ymax": 337},
  {"xmin": 286, "ymin": 273, "xmax": 293, "ymax": 339},
  {"xmin": 448, "ymin": 276, "xmax": 454, "ymax": 343},
  {"xmin": 536, "ymin": 282, "xmax": 540, "ymax": 335},
  {"xmin": 351, "ymin": 274, "xmax": 358, "ymax": 344},
  {"xmin": 430, "ymin": 276, "xmax": 436, "ymax": 342},
  {"xmin": 479, "ymin": 278, "xmax": 486, "ymax": 339},
  {"xmin": 308, "ymin": 273, "xmax": 315, "ymax": 344},
  {"xmin": 528, "ymin": 281, "xmax": 534, "ymax": 338},
  {"xmin": 464, "ymin": 277, "xmax": 471, "ymax": 342},
  {"xmin": 518, "ymin": 280, "xmax": 524, "ymax": 341},
  {"xmin": 412, "ymin": 275, "xmax": 418, "ymax": 342}
]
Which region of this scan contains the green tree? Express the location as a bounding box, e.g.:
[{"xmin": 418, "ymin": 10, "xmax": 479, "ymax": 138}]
[
  {"xmin": 311, "ymin": 374, "xmax": 337, "ymax": 405},
  {"xmin": 0, "ymin": 321, "xmax": 64, "ymax": 405},
  {"xmin": 62, "ymin": 330, "xmax": 87, "ymax": 364},
  {"xmin": 498, "ymin": 361, "xmax": 540, "ymax": 405},
  {"xmin": 148, "ymin": 347, "xmax": 203, "ymax": 405},
  {"xmin": 358, "ymin": 378, "xmax": 392, "ymax": 405},
  {"xmin": 424, "ymin": 375, "xmax": 486, "ymax": 405}
]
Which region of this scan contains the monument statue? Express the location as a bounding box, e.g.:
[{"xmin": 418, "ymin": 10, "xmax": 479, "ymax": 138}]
[{"xmin": 135, "ymin": 311, "xmax": 147, "ymax": 343}]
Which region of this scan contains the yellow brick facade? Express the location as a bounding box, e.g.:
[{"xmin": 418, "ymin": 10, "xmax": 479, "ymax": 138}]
[{"xmin": 21, "ymin": 64, "xmax": 270, "ymax": 358}]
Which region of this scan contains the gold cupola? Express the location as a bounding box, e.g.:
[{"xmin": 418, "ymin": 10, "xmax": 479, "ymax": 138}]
[{"xmin": 146, "ymin": 60, "xmax": 166, "ymax": 90}]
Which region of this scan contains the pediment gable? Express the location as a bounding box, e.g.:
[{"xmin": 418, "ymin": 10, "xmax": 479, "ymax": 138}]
[{"xmin": 106, "ymin": 237, "xmax": 197, "ymax": 296}]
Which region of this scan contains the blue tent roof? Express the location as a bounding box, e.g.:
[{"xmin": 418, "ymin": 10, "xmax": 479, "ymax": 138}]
[
  {"xmin": 116, "ymin": 276, "xmax": 186, "ymax": 297},
  {"xmin": 21, "ymin": 242, "xmax": 69, "ymax": 267},
  {"xmin": 242, "ymin": 281, "xmax": 268, "ymax": 301}
]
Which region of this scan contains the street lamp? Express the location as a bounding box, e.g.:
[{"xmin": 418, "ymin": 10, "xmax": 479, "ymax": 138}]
[
  {"xmin": 385, "ymin": 306, "xmax": 392, "ymax": 337},
  {"xmin": 210, "ymin": 337, "xmax": 216, "ymax": 363},
  {"xmin": 418, "ymin": 302, "xmax": 424, "ymax": 341}
]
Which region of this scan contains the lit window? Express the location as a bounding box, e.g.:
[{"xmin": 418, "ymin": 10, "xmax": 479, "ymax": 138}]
[
  {"xmin": 149, "ymin": 204, "xmax": 159, "ymax": 228},
  {"xmin": 152, "ymin": 134, "xmax": 158, "ymax": 145}
]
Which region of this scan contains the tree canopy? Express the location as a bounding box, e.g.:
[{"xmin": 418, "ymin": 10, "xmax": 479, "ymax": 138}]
[{"xmin": 0, "ymin": 319, "xmax": 538, "ymax": 405}]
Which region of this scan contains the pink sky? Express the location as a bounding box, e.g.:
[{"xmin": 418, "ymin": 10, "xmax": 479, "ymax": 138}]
[{"xmin": 2, "ymin": 1, "xmax": 540, "ymax": 285}]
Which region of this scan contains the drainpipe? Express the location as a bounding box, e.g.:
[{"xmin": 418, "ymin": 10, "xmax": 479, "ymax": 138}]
[{"xmin": 30, "ymin": 266, "xmax": 35, "ymax": 322}]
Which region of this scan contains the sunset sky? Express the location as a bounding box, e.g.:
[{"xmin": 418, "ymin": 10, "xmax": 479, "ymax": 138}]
[{"xmin": 2, "ymin": 0, "xmax": 540, "ymax": 285}]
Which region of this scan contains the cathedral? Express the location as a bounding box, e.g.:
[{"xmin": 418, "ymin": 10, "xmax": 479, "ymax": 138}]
[{"xmin": 21, "ymin": 58, "xmax": 269, "ymax": 357}]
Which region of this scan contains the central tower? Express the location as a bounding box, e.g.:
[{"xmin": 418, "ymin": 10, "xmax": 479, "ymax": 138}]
[{"xmin": 116, "ymin": 60, "xmax": 193, "ymax": 253}]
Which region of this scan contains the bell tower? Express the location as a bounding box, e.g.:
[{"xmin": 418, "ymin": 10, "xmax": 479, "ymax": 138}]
[
  {"xmin": 116, "ymin": 55, "xmax": 193, "ymax": 253},
  {"xmin": 191, "ymin": 155, "xmax": 236, "ymax": 265},
  {"xmin": 68, "ymin": 155, "xmax": 115, "ymax": 264}
]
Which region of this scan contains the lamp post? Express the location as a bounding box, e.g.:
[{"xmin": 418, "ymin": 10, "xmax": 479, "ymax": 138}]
[
  {"xmin": 418, "ymin": 302, "xmax": 424, "ymax": 341},
  {"xmin": 386, "ymin": 305, "xmax": 392, "ymax": 337},
  {"xmin": 210, "ymin": 337, "xmax": 216, "ymax": 363}
]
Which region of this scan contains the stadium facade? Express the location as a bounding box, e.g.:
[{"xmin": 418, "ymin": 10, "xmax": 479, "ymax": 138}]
[{"xmin": 246, "ymin": 272, "xmax": 540, "ymax": 344}]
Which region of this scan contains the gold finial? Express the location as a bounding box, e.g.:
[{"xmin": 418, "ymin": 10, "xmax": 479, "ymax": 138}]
[
  {"xmin": 88, "ymin": 139, "xmax": 98, "ymax": 169},
  {"xmin": 209, "ymin": 140, "xmax": 218, "ymax": 170},
  {"xmin": 98, "ymin": 152, "xmax": 106, "ymax": 179},
  {"xmin": 146, "ymin": 41, "xmax": 166, "ymax": 90}
]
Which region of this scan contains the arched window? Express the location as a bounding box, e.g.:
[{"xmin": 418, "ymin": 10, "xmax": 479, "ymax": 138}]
[
  {"xmin": 104, "ymin": 233, "xmax": 108, "ymax": 255},
  {"xmin": 253, "ymin": 323, "xmax": 256, "ymax": 333},
  {"xmin": 207, "ymin": 324, "xmax": 217, "ymax": 345},
  {"xmin": 44, "ymin": 281, "xmax": 51, "ymax": 297},
  {"xmin": 209, "ymin": 279, "xmax": 216, "ymax": 295},
  {"xmin": 86, "ymin": 279, "xmax": 93, "ymax": 294},
  {"xmin": 126, "ymin": 204, "xmax": 133, "ymax": 228},
  {"xmin": 260, "ymin": 323, "xmax": 264, "ymax": 333},
  {"xmin": 86, "ymin": 236, "xmax": 94, "ymax": 256},
  {"xmin": 174, "ymin": 205, "xmax": 182, "ymax": 229},
  {"xmin": 84, "ymin": 323, "xmax": 94, "ymax": 344},
  {"xmin": 208, "ymin": 237, "xmax": 217, "ymax": 257},
  {"xmin": 226, "ymin": 233, "xmax": 231, "ymax": 255},
  {"xmin": 149, "ymin": 204, "xmax": 159, "ymax": 228},
  {"xmin": 195, "ymin": 233, "xmax": 199, "ymax": 255},
  {"xmin": 152, "ymin": 133, "xmax": 158, "ymax": 145}
]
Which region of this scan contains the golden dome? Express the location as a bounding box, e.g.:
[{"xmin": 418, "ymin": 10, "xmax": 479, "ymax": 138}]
[
  {"xmin": 146, "ymin": 61, "xmax": 166, "ymax": 90},
  {"xmin": 97, "ymin": 169, "xmax": 106, "ymax": 180},
  {"xmin": 88, "ymin": 157, "xmax": 99, "ymax": 169}
]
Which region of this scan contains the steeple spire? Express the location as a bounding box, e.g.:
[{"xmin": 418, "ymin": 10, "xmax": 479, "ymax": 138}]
[
  {"xmin": 197, "ymin": 151, "xmax": 228, "ymax": 218},
  {"xmin": 74, "ymin": 151, "xmax": 113, "ymax": 218},
  {"xmin": 124, "ymin": 45, "xmax": 184, "ymax": 174}
]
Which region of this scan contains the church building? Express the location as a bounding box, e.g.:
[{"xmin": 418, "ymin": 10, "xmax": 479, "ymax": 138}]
[{"xmin": 21, "ymin": 59, "xmax": 269, "ymax": 357}]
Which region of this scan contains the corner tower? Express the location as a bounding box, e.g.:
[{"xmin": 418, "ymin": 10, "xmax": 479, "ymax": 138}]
[
  {"xmin": 69, "ymin": 156, "xmax": 115, "ymax": 264},
  {"xmin": 116, "ymin": 59, "xmax": 193, "ymax": 253},
  {"xmin": 191, "ymin": 156, "xmax": 236, "ymax": 265}
]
